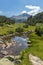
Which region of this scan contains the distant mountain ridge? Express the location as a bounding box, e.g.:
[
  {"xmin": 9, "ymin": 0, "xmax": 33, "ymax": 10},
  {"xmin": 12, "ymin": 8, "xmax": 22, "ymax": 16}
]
[
  {"xmin": 11, "ymin": 13, "xmax": 31, "ymax": 22},
  {"xmin": 0, "ymin": 12, "xmax": 43, "ymax": 24}
]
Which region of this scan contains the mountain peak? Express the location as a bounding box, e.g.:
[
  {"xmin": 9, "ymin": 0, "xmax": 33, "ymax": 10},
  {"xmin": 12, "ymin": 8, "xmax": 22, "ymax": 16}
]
[
  {"xmin": 19, "ymin": 13, "xmax": 30, "ymax": 17},
  {"xmin": 11, "ymin": 13, "xmax": 31, "ymax": 22}
]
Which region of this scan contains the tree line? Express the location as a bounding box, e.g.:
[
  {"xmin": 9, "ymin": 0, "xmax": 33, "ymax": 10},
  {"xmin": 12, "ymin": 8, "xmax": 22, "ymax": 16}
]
[
  {"xmin": 26, "ymin": 12, "xmax": 43, "ymax": 26},
  {"xmin": 0, "ymin": 16, "xmax": 15, "ymax": 26}
]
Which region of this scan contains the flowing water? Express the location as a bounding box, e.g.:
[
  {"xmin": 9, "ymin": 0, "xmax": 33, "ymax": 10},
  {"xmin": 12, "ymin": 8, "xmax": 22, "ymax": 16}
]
[
  {"xmin": 11, "ymin": 36, "xmax": 28, "ymax": 55},
  {"xmin": 0, "ymin": 36, "xmax": 28, "ymax": 57}
]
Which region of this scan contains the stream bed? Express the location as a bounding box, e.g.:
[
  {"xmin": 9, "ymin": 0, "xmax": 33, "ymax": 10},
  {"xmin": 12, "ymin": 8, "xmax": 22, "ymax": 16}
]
[
  {"xmin": 11, "ymin": 36, "xmax": 28, "ymax": 55},
  {"xmin": 0, "ymin": 36, "xmax": 29, "ymax": 57}
]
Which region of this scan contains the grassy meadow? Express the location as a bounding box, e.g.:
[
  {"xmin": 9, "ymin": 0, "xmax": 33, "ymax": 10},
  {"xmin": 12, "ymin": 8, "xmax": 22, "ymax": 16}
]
[
  {"xmin": 0, "ymin": 23, "xmax": 43, "ymax": 65},
  {"xmin": 20, "ymin": 33, "xmax": 43, "ymax": 65},
  {"xmin": 0, "ymin": 23, "xmax": 35, "ymax": 35}
]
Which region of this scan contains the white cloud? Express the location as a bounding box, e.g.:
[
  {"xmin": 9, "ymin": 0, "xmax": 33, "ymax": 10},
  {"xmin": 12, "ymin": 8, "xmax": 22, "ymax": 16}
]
[
  {"xmin": 0, "ymin": 5, "xmax": 42, "ymax": 16},
  {"xmin": 25, "ymin": 5, "xmax": 40, "ymax": 10},
  {"xmin": 26, "ymin": 5, "xmax": 41, "ymax": 15},
  {"xmin": 21, "ymin": 11, "xmax": 27, "ymax": 14},
  {"xmin": 21, "ymin": 5, "xmax": 42, "ymax": 16}
]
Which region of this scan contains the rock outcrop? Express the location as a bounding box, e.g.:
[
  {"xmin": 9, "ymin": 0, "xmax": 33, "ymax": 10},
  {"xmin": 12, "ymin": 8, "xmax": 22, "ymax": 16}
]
[
  {"xmin": 0, "ymin": 58, "xmax": 14, "ymax": 65},
  {"xmin": 29, "ymin": 54, "xmax": 43, "ymax": 65}
]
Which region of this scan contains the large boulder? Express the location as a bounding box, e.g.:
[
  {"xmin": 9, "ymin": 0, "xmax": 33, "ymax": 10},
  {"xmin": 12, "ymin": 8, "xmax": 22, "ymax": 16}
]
[
  {"xmin": 0, "ymin": 58, "xmax": 14, "ymax": 65},
  {"xmin": 29, "ymin": 54, "xmax": 43, "ymax": 65}
]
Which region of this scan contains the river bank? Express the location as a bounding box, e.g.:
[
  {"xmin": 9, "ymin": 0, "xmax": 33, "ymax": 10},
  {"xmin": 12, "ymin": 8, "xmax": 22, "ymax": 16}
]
[{"xmin": 0, "ymin": 36, "xmax": 30, "ymax": 58}]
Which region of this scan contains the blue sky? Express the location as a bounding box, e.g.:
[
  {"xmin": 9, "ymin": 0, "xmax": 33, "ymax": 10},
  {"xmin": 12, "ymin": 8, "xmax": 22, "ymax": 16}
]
[{"xmin": 0, "ymin": 0, "xmax": 43, "ymax": 17}]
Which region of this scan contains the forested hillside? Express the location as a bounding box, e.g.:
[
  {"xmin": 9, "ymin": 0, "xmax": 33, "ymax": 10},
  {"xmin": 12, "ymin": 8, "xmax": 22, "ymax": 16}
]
[
  {"xmin": 26, "ymin": 12, "xmax": 43, "ymax": 25},
  {"xmin": 0, "ymin": 16, "xmax": 15, "ymax": 26}
]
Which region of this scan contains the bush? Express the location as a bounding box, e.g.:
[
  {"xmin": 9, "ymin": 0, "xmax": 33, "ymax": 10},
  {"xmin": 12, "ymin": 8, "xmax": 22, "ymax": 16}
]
[
  {"xmin": 35, "ymin": 26, "xmax": 43, "ymax": 36},
  {"xmin": 7, "ymin": 30, "xmax": 14, "ymax": 34},
  {"xmin": 0, "ymin": 23, "xmax": 4, "ymax": 26},
  {"xmin": 15, "ymin": 27, "xmax": 24, "ymax": 33},
  {"xmin": 7, "ymin": 57, "xmax": 14, "ymax": 62},
  {"xmin": 23, "ymin": 24, "xmax": 28, "ymax": 28}
]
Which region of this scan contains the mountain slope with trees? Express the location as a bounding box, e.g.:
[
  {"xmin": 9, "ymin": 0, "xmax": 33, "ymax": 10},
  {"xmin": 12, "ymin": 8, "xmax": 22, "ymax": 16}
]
[
  {"xmin": 26, "ymin": 12, "xmax": 43, "ymax": 25},
  {"xmin": 0, "ymin": 16, "xmax": 15, "ymax": 26}
]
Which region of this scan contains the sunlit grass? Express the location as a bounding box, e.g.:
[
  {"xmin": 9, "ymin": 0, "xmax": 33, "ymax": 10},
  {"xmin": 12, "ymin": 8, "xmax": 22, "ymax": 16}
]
[
  {"xmin": 0, "ymin": 23, "xmax": 35, "ymax": 35},
  {"xmin": 20, "ymin": 33, "xmax": 43, "ymax": 65}
]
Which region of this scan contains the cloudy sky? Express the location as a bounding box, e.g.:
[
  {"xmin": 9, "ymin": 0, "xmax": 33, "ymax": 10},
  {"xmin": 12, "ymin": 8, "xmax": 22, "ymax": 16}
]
[{"xmin": 0, "ymin": 0, "xmax": 43, "ymax": 17}]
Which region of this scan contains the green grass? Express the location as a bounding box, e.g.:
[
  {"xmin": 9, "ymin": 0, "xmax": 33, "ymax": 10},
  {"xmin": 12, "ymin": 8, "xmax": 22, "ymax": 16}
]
[
  {"xmin": 0, "ymin": 23, "xmax": 35, "ymax": 35},
  {"xmin": 20, "ymin": 33, "xmax": 43, "ymax": 65},
  {"xmin": 24, "ymin": 26, "xmax": 35, "ymax": 32}
]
